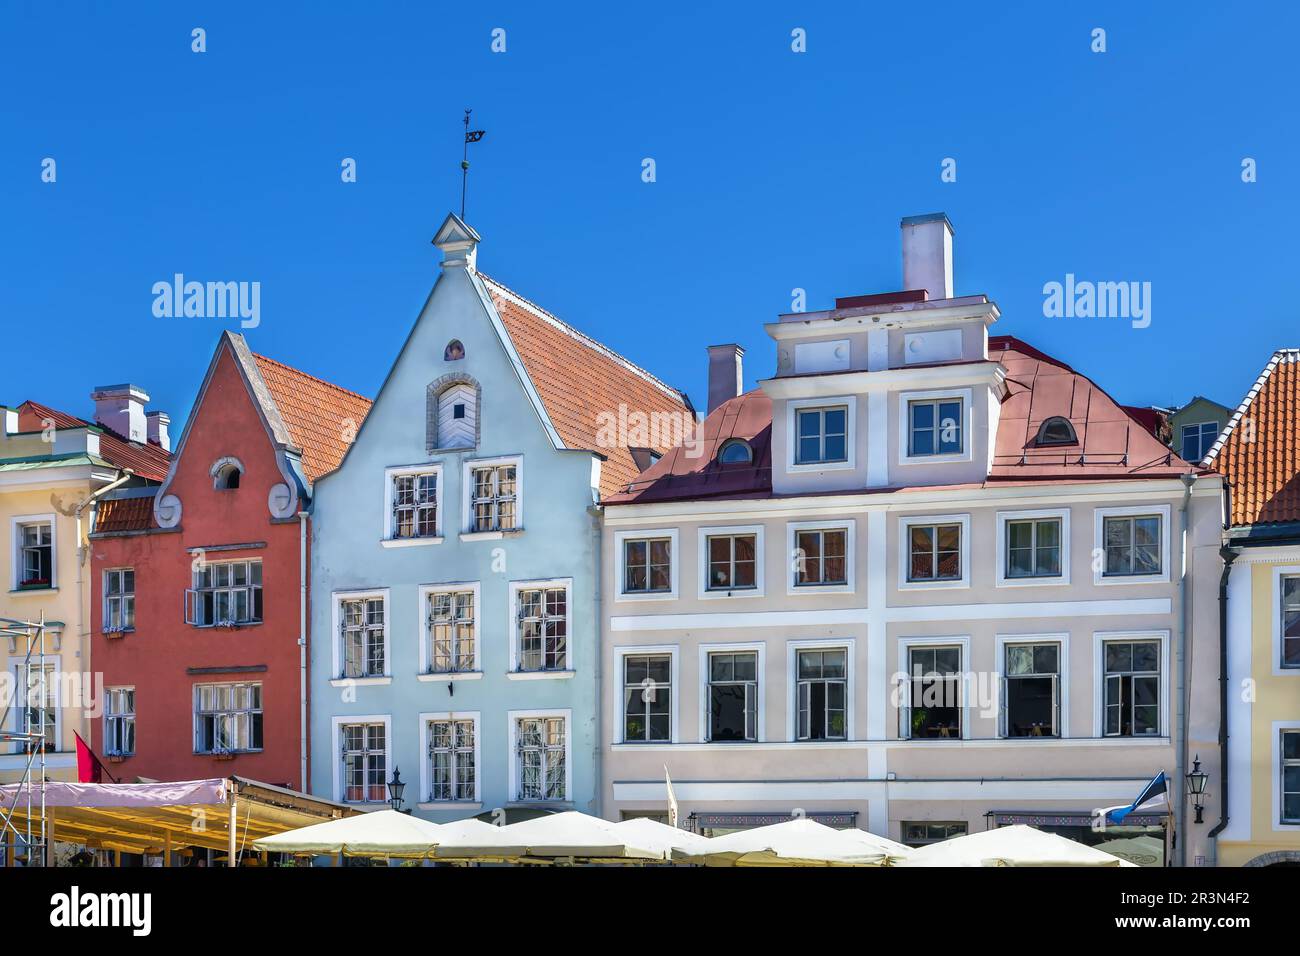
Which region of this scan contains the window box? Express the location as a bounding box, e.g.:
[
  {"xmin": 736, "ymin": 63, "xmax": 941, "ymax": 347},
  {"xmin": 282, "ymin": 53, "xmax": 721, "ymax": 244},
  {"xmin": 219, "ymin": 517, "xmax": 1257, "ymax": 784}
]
[
  {"xmin": 106, "ymin": 754, "xmax": 127, "ymax": 764},
  {"xmin": 102, "ymin": 627, "xmax": 131, "ymax": 640}
]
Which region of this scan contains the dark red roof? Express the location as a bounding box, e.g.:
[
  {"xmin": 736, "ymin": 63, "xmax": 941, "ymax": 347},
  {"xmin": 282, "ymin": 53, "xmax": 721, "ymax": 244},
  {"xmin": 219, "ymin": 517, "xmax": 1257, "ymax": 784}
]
[
  {"xmin": 17, "ymin": 400, "xmax": 172, "ymax": 481},
  {"xmin": 95, "ymin": 496, "xmax": 159, "ymax": 533}
]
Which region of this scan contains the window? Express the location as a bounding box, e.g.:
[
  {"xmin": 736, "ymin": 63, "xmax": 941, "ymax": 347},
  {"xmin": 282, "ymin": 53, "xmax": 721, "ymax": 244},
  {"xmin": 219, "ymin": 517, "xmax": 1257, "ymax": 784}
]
[
  {"xmin": 213, "ymin": 461, "xmax": 241, "ymax": 490},
  {"xmin": 1036, "ymin": 416, "xmax": 1077, "ymax": 446},
  {"xmin": 718, "ymin": 439, "xmax": 752, "ymax": 464},
  {"xmin": 1283, "ymin": 730, "xmax": 1300, "ymax": 824},
  {"xmin": 515, "ymin": 585, "xmax": 568, "ymax": 672},
  {"xmin": 427, "ymin": 718, "xmax": 475, "ymax": 802},
  {"xmin": 516, "ymin": 716, "xmax": 566, "ymax": 801},
  {"xmin": 10, "ymin": 663, "xmax": 57, "ymax": 753},
  {"xmin": 340, "ymin": 597, "xmax": 386, "ymax": 678},
  {"xmin": 908, "ymin": 398, "xmax": 963, "ymax": 456},
  {"xmin": 1005, "ymin": 518, "xmax": 1062, "ymax": 579},
  {"xmin": 17, "ymin": 521, "xmax": 52, "ymax": 589},
  {"xmin": 194, "ymin": 682, "xmax": 263, "ymax": 753},
  {"xmin": 103, "ymin": 568, "xmax": 135, "ymax": 631},
  {"xmin": 901, "ymin": 645, "xmax": 962, "ymax": 739},
  {"xmin": 469, "ymin": 462, "xmax": 518, "ymax": 532},
  {"xmin": 908, "ymin": 523, "xmax": 961, "ymax": 583},
  {"xmin": 341, "ymin": 722, "xmax": 387, "ymax": 803},
  {"xmin": 706, "ymin": 533, "xmax": 758, "ymax": 591},
  {"xmin": 1103, "ymin": 514, "xmax": 1162, "ymax": 577},
  {"xmin": 796, "ymin": 648, "xmax": 846, "ymax": 741},
  {"xmin": 426, "ymin": 589, "xmax": 476, "ymax": 673},
  {"xmin": 1282, "ymin": 575, "xmax": 1300, "ymax": 669},
  {"xmin": 623, "ymin": 654, "xmax": 671, "ymax": 742},
  {"xmin": 902, "ymin": 822, "xmax": 967, "ymax": 848},
  {"xmin": 436, "ymin": 382, "xmax": 476, "ymax": 448},
  {"xmin": 1180, "ymin": 422, "xmax": 1219, "ymax": 463},
  {"xmin": 623, "ymin": 536, "xmax": 672, "ymax": 594},
  {"xmin": 707, "ymin": 651, "xmax": 757, "ymax": 742},
  {"xmin": 391, "ymin": 470, "xmax": 438, "ymax": 539},
  {"xmin": 795, "ymin": 406, "xmax": 847, "ymax": 465},
  {"xmin": 1002, "ymin": 642, "xmax": 1060, "ymax": 737},
  {"xmin": 104, "ymin": 688, "xmax": 135, "ymax": 756},
  {"xmin": 794, "ymin": 528, "xmax": 848, "ymax": 587},
  {"xmin": 443, "ymin": 338, "xmax": 465, "ymax": 361},
  {"xmin": 185, "ymin": 560, "xmax": 263, "ymax": 627},
  {"xmin": 1103, "ymin": 640, "xmax": 1161, "ymax": 737}
]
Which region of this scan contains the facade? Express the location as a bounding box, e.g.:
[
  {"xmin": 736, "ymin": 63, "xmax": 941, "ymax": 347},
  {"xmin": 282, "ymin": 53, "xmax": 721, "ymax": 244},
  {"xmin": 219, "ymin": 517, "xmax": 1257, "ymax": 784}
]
[
  {"xmin": 0, "ymin": 394, "xmax": 169, "ymax": 784},
  {"xmin": 88, "ymin": 334, "xmax": 370, "ymax": 789},
  {"xmin": 309, "ymin": 214, "xmax": 691, "ymax": 819},
  {"xmin": 1210, "ymin": 349, "xmax": 1300, "ymax": 866},
  {"xmin": 601, "ymin": 213, "xmax": 1225, "ymax": 865}
]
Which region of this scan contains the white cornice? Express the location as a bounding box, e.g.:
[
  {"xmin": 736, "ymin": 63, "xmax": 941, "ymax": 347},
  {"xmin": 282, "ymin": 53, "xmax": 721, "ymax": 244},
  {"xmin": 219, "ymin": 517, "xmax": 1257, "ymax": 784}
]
[
  {"xmin": 759, "ymin": 361, "xmax": 1005, "ymax": 399},
  {"xmin": 766, "ymin": 300, "xmax": 998, "ymax": 342}
]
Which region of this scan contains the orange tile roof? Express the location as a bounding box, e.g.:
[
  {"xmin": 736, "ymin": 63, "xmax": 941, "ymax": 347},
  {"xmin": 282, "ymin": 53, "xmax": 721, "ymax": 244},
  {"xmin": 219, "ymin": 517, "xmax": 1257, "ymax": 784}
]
[
  {"xmin": 1206, "ymin": 349, "xmax": 1300, "ymax": 527},
  {"xmin": 17, "ymin": 400, "xmax": 172, "ymax": 482},
  {"xmin": 252, "ymin": 353, "xmax": 373, "ymax": 483},
  {"xmin": 481, "ymin": 274, "xmax": 693, "ymax": 499},
  {"xmin": 95, "ymin": 496, "xmax": 158, "ymax": 533}
]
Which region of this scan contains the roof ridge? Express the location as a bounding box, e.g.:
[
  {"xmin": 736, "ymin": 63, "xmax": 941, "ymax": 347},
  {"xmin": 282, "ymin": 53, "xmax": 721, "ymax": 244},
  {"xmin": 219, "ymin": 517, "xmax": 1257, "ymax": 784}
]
[
  {"xmin": 1203, "ymin": 347, "xmax": 1300, "ymax": 467},
  {"xmin": 251, "ymin": 351, "xmax": 372, "ymax": 404},
  {"xmin": 478, "ymin": 272, "xmax": 688, "ymax": 404}
]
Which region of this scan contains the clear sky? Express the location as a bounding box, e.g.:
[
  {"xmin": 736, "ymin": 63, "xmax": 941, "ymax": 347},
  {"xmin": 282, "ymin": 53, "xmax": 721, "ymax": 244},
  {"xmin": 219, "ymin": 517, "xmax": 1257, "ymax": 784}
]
[{"xmin": 4, "ymin": 1, "xmax": 1297, "ymax": 428}]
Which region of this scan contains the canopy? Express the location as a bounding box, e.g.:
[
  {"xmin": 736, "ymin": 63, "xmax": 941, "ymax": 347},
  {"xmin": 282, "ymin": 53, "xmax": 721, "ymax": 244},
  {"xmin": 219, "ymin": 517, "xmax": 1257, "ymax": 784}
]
[
  {"xmin": 252, "ymin": 809, "xmax": 447, "ymax": 858},
  {"xmin": 610, "ymin": 817, "xmax": 711, "ymax": 856},
  {"xmin": 673, "ymin": 818, "xmax": 910, "ymax": 867},
  {"xmin": 433, "ymin": 811, "xmax": 671, "ymax": 862},
  {"xmin": 899, "ymin": 824, "xmax": 1137, "ymax": 867}
]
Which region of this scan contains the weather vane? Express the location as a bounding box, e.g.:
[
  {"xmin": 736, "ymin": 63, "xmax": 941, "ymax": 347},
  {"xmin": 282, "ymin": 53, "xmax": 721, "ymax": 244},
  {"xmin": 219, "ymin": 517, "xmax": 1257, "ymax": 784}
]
[{"xmin": 461, "ymin": 109, "xmax": 486, "ymax": 220}]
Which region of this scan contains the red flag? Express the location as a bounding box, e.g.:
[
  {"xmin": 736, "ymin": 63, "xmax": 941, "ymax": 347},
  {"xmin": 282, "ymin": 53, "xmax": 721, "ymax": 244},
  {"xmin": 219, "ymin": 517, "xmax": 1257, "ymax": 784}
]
[{"xmin": 74, "ymin": 731, "xmax": 105, "ymax": 783}]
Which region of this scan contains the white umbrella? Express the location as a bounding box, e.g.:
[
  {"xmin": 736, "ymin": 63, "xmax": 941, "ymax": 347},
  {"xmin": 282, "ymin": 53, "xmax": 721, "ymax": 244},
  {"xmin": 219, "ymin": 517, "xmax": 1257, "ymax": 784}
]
[
  {"xmin": 433, "ymin": 811, "xmax": 668, "ymax": 862},
  {"xmin": 252, "ymin": 809, "xmax": 444, "ymax": 858},
  {"xmin": 673, "ymin": 818, "xmax": 909, "ymax": 867},
  {"xmin": 899, "ymin": 824, "xmax": 1137, "ymax": 867},
  {"xmin": 610, "ymin": 817, "xmax": 711, "ymax": 857}
]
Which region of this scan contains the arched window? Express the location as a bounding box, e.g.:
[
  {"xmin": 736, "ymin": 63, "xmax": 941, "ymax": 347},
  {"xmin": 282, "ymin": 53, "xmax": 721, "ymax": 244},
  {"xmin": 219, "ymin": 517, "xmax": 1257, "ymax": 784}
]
[
  {"xmin": 444, "ymin": 339, "xmax": 465, "ymax": 362},
  {"xmin": 212, "ymin": 458, "xmax": 243, "ymax": 490},
  {"xmin": 718, "ymin": 439, "xmax": 752, "ymax": 464},
  {"xmin": 1035, "ymin": 416, "xmax": 1077, "ymax": 446}
]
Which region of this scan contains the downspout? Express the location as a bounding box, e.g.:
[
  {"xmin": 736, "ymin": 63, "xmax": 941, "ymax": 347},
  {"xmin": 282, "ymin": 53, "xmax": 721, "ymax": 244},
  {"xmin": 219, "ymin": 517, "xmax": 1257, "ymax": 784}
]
[
  {"xmin": 75, "ymin": 469, "xmax": 134, "ymax": 727},
  {"xmin": 589, "ymin": 503, "xmax": 603, "ymax": 818},
  {"xmin": 1207, "ymin": 544, "xmax": 1238, "ymax": 844},
  {"xmin": 1174, "ymin": 472, "xmax": 1195, "ymax": 866},
  {"xmin": 298, "ymin": 511, "xmax": 309, "ymax": 794}
]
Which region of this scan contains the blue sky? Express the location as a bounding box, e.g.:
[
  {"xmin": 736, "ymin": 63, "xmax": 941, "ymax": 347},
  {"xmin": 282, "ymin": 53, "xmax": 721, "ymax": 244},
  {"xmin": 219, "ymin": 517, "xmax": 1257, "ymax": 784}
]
[{"xmin": 4, "ymin": 1, "xmax": 1297, "ymax": 428}]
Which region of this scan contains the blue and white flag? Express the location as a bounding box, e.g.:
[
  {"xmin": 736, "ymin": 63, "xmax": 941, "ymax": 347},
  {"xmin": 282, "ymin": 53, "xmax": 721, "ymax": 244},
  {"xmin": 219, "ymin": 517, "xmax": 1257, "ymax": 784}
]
[{"xmin": 1101, "ymin": 772, "xmax": 1170, "ymax": 825}]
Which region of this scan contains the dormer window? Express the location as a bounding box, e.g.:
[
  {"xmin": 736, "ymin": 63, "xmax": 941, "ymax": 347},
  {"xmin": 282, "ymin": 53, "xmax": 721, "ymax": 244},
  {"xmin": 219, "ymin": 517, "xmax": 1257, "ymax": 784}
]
[
  {"xmin": 1036, "ymin": 416, "xmax": 1077, "ymax": 446},
  {"xmin": 718, "ymin": 439, "xmax": 752, "ymax": 465},
  {"xmin": 211, "ymin": 458, "xmax": 243, "ymax": 490},
  {"xmin": 428, "ymin": 376, "xmax": 479, "ymax": 451}
]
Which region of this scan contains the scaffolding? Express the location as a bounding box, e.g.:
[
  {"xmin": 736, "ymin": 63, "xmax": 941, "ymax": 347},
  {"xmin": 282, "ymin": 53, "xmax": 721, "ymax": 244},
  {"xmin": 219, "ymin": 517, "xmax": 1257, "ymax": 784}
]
[{"xmin": 0, "ymin": 612, "xmax": 50, "ymax": 867}]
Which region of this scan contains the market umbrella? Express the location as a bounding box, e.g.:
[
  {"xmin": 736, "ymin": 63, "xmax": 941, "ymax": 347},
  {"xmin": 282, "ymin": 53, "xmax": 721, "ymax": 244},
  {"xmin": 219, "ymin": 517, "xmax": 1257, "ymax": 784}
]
[
  {"xmin": 433, "ymin": 811, "xmax": 669, "ymax": 862},
  {"xmin": 610, "ymin": 817, "xmax": 711, "ymax": 857},
  {"xmin": 673, "ymin": 818, "xmax": 910, "ymax": 867},
  {"xmin": 252, "ymin": 809, "xmax": 444, "ymax": 858},
  {"xmin": 898, "ymin": 824, "xmax": 1137, "ymax": 867}
]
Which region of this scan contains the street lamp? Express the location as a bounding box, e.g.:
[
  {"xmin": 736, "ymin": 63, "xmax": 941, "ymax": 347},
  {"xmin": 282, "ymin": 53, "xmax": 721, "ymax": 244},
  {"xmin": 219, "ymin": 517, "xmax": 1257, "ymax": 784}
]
[
  {"xmin": 1186, "ymin": 754, "xmax": 1209, "ymax": 824},
  {"xmin": 387, "ymin": 767, "xmax": 408, "ymax": 813}
]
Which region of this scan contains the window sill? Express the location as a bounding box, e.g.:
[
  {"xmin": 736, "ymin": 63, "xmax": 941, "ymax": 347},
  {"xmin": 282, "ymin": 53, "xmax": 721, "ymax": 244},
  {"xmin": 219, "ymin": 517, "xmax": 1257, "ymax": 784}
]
[
  {"xmin": 105, "ymin": 754, "xmax": 131, "ymax": 763},
  {"xmin": 102, "ymin": 630, "xmax": 134, "ymax": 640},
  {"xmin": 898, "ymin": 452, "xmax": 972, "ymax": 466},
  {"xmin": 189, "ymin": 622, "xmax": 264, "ymax": 630},
  {"xmin": 506, "ymin": 670, "xmax": 576, "ymax": 681},
  {"xmin": 416, "ymin": 801, "xmax": 483, "ymax": 811},
  {"xmin": 329, "ymin": 676, "xmax": 393, "ymax": 687},
  {"xmin": 994, "ymin": 576, "xmax": 1069, "ymax": 589},
  {"xmin": 381, "ymin": 536, "xmax": 444, "ymax": 548},
  {"xmin": 699, "ymin": 588, "xmax": 765, "ymax": 600},
  {"xmin": 459, "ymin": 529, "xmax": 525, "ymax": 542},
  {"xmin": 10, "ymin": 586, "xmax": 58, "ymax": 595},
  {"xmin": 416, "ymin": 671, "xmax": 483, "ymax": 682},
  {"xmin": 787, "ymin": 460, "xmax": 853, "ymax": 474},
  {"xmin": 898, "ymin": 579, "xmax": 969, "ymax": 591},
  {"xmin": 788, "ymin": 582, "xmax": 853, "ymax": 595},
  {"xmin": 1093, "ymin": 573, "xmax": 1169, "ymax": 586}
]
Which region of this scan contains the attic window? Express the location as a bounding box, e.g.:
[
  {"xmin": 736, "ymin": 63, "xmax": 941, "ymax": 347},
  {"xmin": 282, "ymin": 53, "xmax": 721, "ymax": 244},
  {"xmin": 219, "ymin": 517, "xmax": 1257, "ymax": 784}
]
[
  {"xmin": 214, "ymin": 462, "xmax": 242, "ymax": 490},
  {"xmin": 718, "ymin": 439, "xmax": 753, "ymax": 465},
  {"xmin": 1036, "ymin": 417, "xmax": 1077, "ymax": 446},
  {"xmin": 444, "ymin": 340, "xmax": 465, "ymax": 362}
]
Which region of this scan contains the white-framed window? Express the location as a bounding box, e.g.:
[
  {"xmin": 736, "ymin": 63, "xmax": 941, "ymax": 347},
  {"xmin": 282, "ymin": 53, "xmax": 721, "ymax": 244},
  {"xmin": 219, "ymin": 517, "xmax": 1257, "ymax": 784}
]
[
  {"xmin": 898, "ymin": 514, "xmax": 970, "ymax": 589},
  {"xmin": 701, "ymin": 644, "xmax": 765, "ymax": 742},
  {"xmin": 1180, "ymin": 421, "xmax": 1219, "ymax": 463},
  {"xmin": 12, "ymin": 514, "xmax": 56, "ymax": 590},
  {"xmin": 185, "ymin": 559, "xmax": 263, "ymax": 627},
  {"xmin": 1093, "ymin": 505, "xmax": 1170, "ymax": 584},
  {"xmin": 998, "ymin": 639, "xmax": 1062, "ymax": 738},
  {"xmin": 1094, "ymin": 631, "xmax": 1168, "ymax": 738},
  {"xmin": 697, "ymin": 525, "xmax": 766, "ymax": 598},
  {"xmin": 897, "ymin": 639, "xmax": 968, "ymax": 740},
  {"xmin": 103, "ymin": 568, "xmax": 136, "ymax": 631},
  {"xmin": 419, "ymin": 583, "xmax": 478, "ymax": 675},
  {"xmin": 7, "ymin": 661, "xmax": 59, "ymax": 754},
  {"xmin": 462, "ymin": 456, "xmax": 522, "ymax": 535},
  {"xmin": 995, "ymin": 509, "xmax": 1070, "ymax": 587},
  {"xmin": 1275, "ymin": 569, "xmax": 1300, "ymax": 673},
  {"xmin": 795, "ymin": 647, "xmax": 848, "ymax": 741},
  {"xmin": 787, "ymin": 520, "xmax": 854, "ymax": 593},
  {"xmin": 898, "ymin": 388, "xmax": 973, "ymax": 464},
  {"xmin": 621, "ymin": 652, "xmax": 673, "ymax": 743},
  {"xmin": 509, "ymin": 579, "xmax": 572, "ymax": 674},
  {"xmin": 335, "ymin": 717, "xmax": 390, "ymax": 804},
  {"xmin": 616, "ymin": 529, "xmax": 677, "ymax": 599},
  {"xmin": 421, "ymin": 712, "xmax": 479, "ymax": 804},
  {"xmin": 786, "ymin": 397, "xmax": 855, "ymax": 473},
  {"xmin": 1281, "ymin": 726, "xmax": 1300, "ymax": 826},
  {"xmin": 509, "ymin": 709, "xmax": 571, "ymax": 803},
  {"xmin": 902, "ymin": 821, "xmax": 967, "ymax": 848},
  {"xmin": 383, "ymin": 464, "xmax": 443, "ymax": 544},
  {"xmin": 104, "ymin": 687, "xmax": 135, "ymax": 756},
  {"xmin": 193, "ymin": 682, "xmax": 263, "ymax": 753},
  {"xmin": 331, "ymin": 589, "xmax": 390, "ymax": 681}
]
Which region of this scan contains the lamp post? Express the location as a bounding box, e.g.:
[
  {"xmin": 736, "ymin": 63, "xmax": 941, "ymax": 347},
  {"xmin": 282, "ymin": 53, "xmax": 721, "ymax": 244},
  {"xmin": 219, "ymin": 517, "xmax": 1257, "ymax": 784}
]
[
  {"xmin": 387, "ymin": 767, "xmax": 408, "ymax": 813},
  {"xmin": 1186, "ymin": 754, "xmax": 1209, "ymax": 824}
]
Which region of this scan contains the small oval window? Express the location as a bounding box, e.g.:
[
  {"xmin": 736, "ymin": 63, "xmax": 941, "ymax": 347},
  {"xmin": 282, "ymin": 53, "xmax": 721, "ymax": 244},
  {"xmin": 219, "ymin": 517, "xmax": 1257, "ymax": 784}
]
[
  {"xmin": 718, "ymin": 439, "xmax": 752, "ymax": 464},
  {"xmin": 444, "ymin": 339, "xmax": 465, "ymax": 362},
  {"xmin": 1036, "ymin": 416, "xmax": 1077, "ymax": 446}
]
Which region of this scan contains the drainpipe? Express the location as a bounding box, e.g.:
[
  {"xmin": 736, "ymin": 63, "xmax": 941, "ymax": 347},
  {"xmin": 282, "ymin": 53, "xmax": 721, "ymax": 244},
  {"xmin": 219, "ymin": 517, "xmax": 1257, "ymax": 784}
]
[
  {"xmin": 298, "ymin": 511, "xmax": 309, "ymax": 794},
  {"xmin": 1174, "ymin": 472, "xmax": 1195, "ymax": 866},
  {"xmin": 1207, "ymin": 545, "xmax": 1238, "ymax": 845},
  {"xmin": 588, "ymin": 504, "xmax": 603, "ymax": 818}
]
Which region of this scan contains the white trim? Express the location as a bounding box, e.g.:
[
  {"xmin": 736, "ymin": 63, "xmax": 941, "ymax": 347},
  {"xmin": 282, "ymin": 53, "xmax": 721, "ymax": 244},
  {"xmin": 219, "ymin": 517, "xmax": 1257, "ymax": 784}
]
[
  {"xmin": 330, "ymin": 713, "xmax": 392, "ymax": 805},
  {"xmin": 785, "ymin": 396, "xmax": 856, "ymax": 474},
  {"xmin": 610, "ymin": 777, "xmax": 1147, "ymax": 803},
  {"xmin": 897, "ymin": 512, "xmax": 970, "ymax": 590},
  {"xmin": 866, "ymin": 391, "xmax": 890, "ymax": 487},
  {"xmin": 895, "ymin": 635, "xmax": 971, "ymax": 740},
  {"xmin": 994, "ymin": 632, "xmax": 1070, "ymax": 738},
  {"xmin": 1203, "ymin": 349, "xmax": 1300, "ymax": 467},
  {"xmin": 994, "ymin": 508, "xmax": 1071, "ymax": 588},
  {"xmin": 507, "ymin": 577, "xmax": 574, "ymax": 674},
  {"xmin": 1272, "ymin": 721, "xmax": 1300, "ymax": 831},
  {"xmin": 897, "ymin": 387, "xmax": 974, "ymax": 465},
  {"xmin": 460, "ymin": 454, "xmax": 523, "ymax": 535},
  {"xmin": 10, "ymin": 512, "xmax": 57, "ymax": 591},
  {"xmin": 330, "ymin": 588, "xmax": 392, "ymax": 681},
  {"xmin": 507, "ymin": 707, "xmax": 573, "ymax": 804},
  {"xmin": 786, "ymin": 637, "xmax": 856, "ymax": 742},
  {"xmin": 697, "ymin": 524, "xmax": 766, "ymax": 599},
  {"xmin": 612, "ymin": 735, "xmax": 1171, "ymax": 752},
  {"xmin": 417, "ymin": 581, "xmax": 482, "ymax": 677},
  {"xmin": 383, "ymin": 462, "xmax": 450, "ymax": 544},
  {"xmin": 613, "ymin": 643, "xmax": 680, "ymax": 744},
  {"xmin": 698, "ymin": 640, "xmax": 767, "ymax": 743},
  {"xmin": 1270, "ymin": 566, "xmax": 1300, "ymax": 677},
  {"xmin": 1091, "ymin": 629, "xmax": 1171, "ymax": 739},
  {"xmin": 613, "ymin": 528, "xmax": 680, "ymax": 602},
  {"xmin": 785, "ymin": 519, "xmax": 856, "ymax": 594},
  {"xmin": 1092, "ymin": 504, "xmax": 1172, "ymax": 586},
  {"xmin": 418, "ymin": 710, "xmax": 482, "ymax": 806}
]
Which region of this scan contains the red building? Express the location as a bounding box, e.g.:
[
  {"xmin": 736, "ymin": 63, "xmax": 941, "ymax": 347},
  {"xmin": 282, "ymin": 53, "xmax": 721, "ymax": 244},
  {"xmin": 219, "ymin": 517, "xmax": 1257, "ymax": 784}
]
[{"xmin": 89, "ymin": 332, "xmax": 370, "ymax": 789}]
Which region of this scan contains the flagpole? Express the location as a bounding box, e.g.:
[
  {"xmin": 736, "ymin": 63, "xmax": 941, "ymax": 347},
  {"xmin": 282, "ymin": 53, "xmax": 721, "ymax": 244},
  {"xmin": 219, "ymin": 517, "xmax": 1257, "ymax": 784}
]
[{"xmin": 460, "ymin": 109, "xmax": 470, "ymax": 220}]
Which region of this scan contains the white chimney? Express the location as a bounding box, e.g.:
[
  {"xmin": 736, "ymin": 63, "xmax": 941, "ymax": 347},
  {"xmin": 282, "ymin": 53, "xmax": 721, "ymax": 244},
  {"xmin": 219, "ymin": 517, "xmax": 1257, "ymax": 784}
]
[
  {"xmin": 146, "ymin": 411, "xmax": 171, "ymax": 451},
  {"xmin": 901, "ymin": 213, "xmax": 954, "ymax": 301},
  {"xmin": 1, "ymin": 406, "xmax": 16, "ymax": 437},
  {"xmin": 706, "ymin": 344, "xmax": 744, "ymax": 414},
  {"xmin": 91, "ymin": 384, "xmax": 150, "ymax": 444}
]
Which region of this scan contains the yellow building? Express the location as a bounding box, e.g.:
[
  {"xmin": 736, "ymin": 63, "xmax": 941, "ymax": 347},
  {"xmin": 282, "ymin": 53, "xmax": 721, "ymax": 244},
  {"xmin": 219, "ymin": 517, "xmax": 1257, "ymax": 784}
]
[
  {"xmin": 0, "ymin": 391, "xmax": 169, "ymax": 787},
  {"xmin": 1208, "ymin": 349, "xmax": 1300, "ymax": 867}
]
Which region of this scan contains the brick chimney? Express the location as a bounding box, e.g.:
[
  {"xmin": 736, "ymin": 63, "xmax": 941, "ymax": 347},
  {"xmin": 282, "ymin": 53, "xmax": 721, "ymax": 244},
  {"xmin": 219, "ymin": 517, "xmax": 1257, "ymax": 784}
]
[
  {"xmin": 146, "ymin": 411, "xmax": 171, "ymax": 451},
  {"xmin": 91, "ymin": 384, "xmax": 150, "ymax": 444},
  {"xmin": 706, "ymin": 344, "xmax": 744, "ymax": 415},
  {"xmin": 901, "ymin": 213, "xmax": 954, "ymax": 301}
]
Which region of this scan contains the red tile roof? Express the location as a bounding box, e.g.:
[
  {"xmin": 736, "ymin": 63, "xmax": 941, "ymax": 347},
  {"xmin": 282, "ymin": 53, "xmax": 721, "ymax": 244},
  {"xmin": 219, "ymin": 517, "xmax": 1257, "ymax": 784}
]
[
  {"xmin": 17, "ymin": 400, "xmax": 172, "ymax": 482},
  {"xmin": 95, "ymin": 496, "xmax": 158, "ymax": 533},
  {"xmin": 1206, "ymin": 349, "xmax": 1300, "ymax": 527},
  {"xmin": 481, "ymin": 274, "xmax": 693, "ymax": 499}
]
